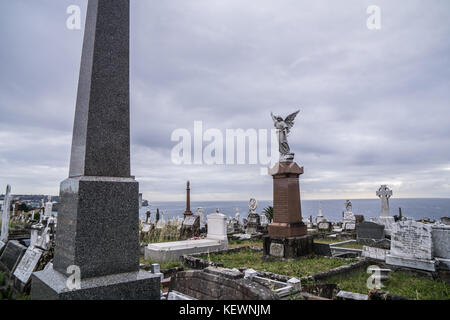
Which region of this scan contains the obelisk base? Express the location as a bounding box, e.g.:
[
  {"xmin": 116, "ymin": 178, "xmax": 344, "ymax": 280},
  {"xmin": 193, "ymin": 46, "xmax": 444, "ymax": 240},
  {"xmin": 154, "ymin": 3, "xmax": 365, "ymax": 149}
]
[{"xmin": 31, "ymin": 264, "xmax": 160, "ymax": 300}]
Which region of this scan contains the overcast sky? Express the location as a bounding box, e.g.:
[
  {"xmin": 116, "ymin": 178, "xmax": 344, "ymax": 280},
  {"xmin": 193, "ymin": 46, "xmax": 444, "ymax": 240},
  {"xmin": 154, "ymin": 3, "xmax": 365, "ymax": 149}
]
[{"xmin": 1, "ymin": 0, "xmax": 449, "ymax": 201}]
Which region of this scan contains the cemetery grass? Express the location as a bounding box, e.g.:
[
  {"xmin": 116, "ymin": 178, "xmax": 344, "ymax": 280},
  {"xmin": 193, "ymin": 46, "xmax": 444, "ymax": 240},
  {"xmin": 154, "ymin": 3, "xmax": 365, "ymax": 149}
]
[
  {"xmin": 314, "ymin": 238, "xmax": 363, "ymax": 249},
  {"xmin": 200, "ymin": 248, "xmax": 357, "ymax": 278},
  {"xmin": 325, "ymin": 270, "xmax": 450, "ymax": 300}
]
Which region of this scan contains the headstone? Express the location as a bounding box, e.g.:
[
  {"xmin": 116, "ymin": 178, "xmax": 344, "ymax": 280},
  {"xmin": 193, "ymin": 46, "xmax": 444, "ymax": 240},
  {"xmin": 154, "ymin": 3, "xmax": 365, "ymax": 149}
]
[
  {"xmin": 138, "ymin": 193, "xmax": 143, "ymax": 209},
  {"xmin": 207, "ymin": 209, "xmax": 228, "ymax": 242},
  {"xmin": 357, "ymin": 221, "xmax": 385, "ymax": 243},
  {"xmin": 195, "ymin": 207, "xmax": 206, "ymax": 229},
  {"xmin": 316, "ymin": 201, "xmax": 326, "ymax": 224},
  {"xmin": 1, "ymin": 185, "xmax": 12, "ymax": 243},
  {"xmin": 269, "ymin": 243, "xmax": 284, "ymax": 257},
  {"xmin": 432, "ymin": 225, "xmax": 450, "ymax": 259},
  {"xmin": 14, "ymin": 247, "xmax": 44, "ymax": 285},
  {"xmin": 0, "ymin": 240, "xmax": 27, "ymax": 274},
  {"xmin": 181, "ymin": 214, "xmax": 200, "ymax": 238},
  {"xmin": 376, "ymin": 185, "xmax": 392, "ymax": 217},
  {"xmin": 43, "ymin": 195, "xmax": 53, "ymax": 217},
  {"xmin": 246, "ymin": 198, "xmax": 261, "ymax": 234},
  {"xmin": 386, "ymin": 220, "xmax": 435, "ymax": 271},
  {"xmin": 31, "ymin": 0, "xmax": 160, "ymax": 300},
  {"xmin": 362, "ymin": 246, "xmax": 389, "ymax": 261},
  {"xmin": 318, "ymin": 221, "xmax": 332, "ymax": 232}
]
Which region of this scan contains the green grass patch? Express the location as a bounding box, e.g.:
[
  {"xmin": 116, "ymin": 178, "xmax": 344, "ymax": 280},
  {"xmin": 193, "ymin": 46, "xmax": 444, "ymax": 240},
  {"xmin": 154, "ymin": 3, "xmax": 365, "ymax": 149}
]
[
  {"xmin": 332, "ymin": 242, "xmax": 364, "ymax": 250},
  {"xmin": 325, "ymin": 269, "xmax": 450, "ymax": 300},
  {"xmin": 199, "ymin": 248, "xmax": 356, "ymax": 278}
]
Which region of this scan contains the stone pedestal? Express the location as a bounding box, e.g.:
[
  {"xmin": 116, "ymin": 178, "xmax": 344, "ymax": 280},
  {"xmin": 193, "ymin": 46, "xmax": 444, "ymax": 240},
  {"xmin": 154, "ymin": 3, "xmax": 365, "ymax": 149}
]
[
  {"xmin": 263, "ymin": 235, "xmax": 313, "ymax": 259},
  {"xmin": 268, "ymin": 162, "xmax": 307, "ymax": 238},
  {"xmin": 264, "ymin": 162, "xmax": 312, "ymax": 258}
]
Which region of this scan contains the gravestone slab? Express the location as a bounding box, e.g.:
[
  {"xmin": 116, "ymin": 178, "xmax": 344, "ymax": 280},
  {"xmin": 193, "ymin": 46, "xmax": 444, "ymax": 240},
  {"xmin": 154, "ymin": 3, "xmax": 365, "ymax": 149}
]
[
  {"xmin": 357, "ymin": 221, "xmax": 385, "ymax": 243},
  {"xmin": 362, "ymin": 246, "xmax": 389, "ymax": 261},
  {"xmin": 390, "ymin": 220, "xmax": 433, "ymax": 260},
  {"xmin": 318, "ymin": 222, "xmax": 332, "ymax": 231},
  {"xmin": 386, "ymin": 220, "xmax": 435, "ymax": 271},
  {"xmin": 14, "ymin": 247, "xmax": 43, "ymax": 284},
  {"xmin": 0, "ymin": 240, "xmax": 27, "ymax": 274},
  {"xmin": 432, "ymin": 225, "xmax": 450, "ymax": 259}
]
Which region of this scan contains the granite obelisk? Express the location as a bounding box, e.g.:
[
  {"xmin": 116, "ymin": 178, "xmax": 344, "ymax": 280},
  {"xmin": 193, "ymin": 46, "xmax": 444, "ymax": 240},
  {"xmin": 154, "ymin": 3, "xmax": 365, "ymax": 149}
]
[{"xmin": 31, "ymin": 0, "xmax": 160, "ymax": 300}]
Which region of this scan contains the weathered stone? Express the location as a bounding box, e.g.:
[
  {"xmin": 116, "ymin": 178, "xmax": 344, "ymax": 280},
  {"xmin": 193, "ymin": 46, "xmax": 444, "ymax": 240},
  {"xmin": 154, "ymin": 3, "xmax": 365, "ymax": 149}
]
[
  {"xmin": 170, "ymin": 269, "xmax": 278, "ymax": 300},
  {"xmin": 0, "ymin": 240, "xmax": 27, "ymax": 274},
  {"xmin": 390, "ymin": 220, "xmax": 433, "ymax": 260},
  {"xmin": 432, "ymin": 225, "xmax": 450, "ymax": 259},
  {"xmin": 357, "ymin": 221, "xmax": 385, "ymax": 243},
  {"xmin": 263, "ymin": 235, "xmax": 313, "ymax": 259},
  {"xmin": 31, "ymin": 0, "xmax": 160, "ymax": 300},
  {"xmin": 14, "ymin": 247, "xmax": 43, "ymax": 285}
]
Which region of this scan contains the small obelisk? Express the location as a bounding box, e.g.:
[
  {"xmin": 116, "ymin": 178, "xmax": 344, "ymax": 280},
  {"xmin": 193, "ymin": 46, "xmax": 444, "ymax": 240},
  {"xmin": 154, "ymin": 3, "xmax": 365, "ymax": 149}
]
[
  {"xmin": 184, "ymin": 181, "xmax": 193, "ymax": 217},
  {"xmin": 31, "ymin": 0, "xmax": 160, "ymax": 300}
]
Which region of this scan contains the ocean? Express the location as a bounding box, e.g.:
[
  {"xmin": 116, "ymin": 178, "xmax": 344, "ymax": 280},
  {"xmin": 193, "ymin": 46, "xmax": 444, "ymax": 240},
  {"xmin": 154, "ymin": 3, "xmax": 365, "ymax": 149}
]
[{"xmin": 139, "ymin": 198, "xmax": 450, "ymax": 222}]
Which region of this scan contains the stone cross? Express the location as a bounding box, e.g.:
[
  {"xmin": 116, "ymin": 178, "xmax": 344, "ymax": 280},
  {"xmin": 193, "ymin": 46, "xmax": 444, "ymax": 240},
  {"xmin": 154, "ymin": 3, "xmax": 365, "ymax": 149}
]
[
  {"xmin": 1, "ymin": 185, "xmax": 12, "ymax": 242},
  {"xmin": 376, "ymin": 185, "xmax": 392, "ymax": 217}
]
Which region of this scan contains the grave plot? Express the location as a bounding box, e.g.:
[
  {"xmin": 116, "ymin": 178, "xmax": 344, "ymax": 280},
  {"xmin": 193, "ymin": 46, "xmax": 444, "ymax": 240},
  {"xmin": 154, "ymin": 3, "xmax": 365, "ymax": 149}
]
[
  {"xmin": 321, "ymin": 268, "xmax": 450, "ymax": 300},
  {"xmin": 192, "ymin": 247, "xmax": 358, "ymax": 279}
]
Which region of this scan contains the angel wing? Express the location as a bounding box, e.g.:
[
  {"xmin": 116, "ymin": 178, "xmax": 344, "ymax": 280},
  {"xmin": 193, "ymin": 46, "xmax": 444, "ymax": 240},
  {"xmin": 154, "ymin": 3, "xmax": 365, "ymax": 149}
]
[
  {"xmin": 270, "ymin": 112, "xmax": 279, "ymax": 124},
  {"xmin": 284, "ymin": 110, "xmax": 300, "ymax": 129}
]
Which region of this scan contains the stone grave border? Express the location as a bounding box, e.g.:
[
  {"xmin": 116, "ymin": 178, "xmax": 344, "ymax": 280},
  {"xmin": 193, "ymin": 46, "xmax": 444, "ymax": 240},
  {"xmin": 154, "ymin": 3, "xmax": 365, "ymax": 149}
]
[{"xmin": 182, "ymin": 246, "xmax": 263, "ymax": 269}]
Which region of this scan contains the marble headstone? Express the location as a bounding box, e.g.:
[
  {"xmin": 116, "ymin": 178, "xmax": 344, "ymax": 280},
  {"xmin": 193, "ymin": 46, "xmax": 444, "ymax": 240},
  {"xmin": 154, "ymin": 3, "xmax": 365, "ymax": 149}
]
[
  {"xmin": 386, "ymin": 220, "xmax": 435, "ymax": 271},
  {"xmin": 14, "ymin": 247, "xmax": 44, "ymax": 285}
]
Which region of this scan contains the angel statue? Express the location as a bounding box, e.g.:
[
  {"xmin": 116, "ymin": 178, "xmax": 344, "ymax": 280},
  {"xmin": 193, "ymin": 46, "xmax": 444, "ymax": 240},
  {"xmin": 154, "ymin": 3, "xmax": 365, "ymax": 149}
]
[{"xmin": 271, "ymin": 110, "xmax": 300, "ymax": 162}]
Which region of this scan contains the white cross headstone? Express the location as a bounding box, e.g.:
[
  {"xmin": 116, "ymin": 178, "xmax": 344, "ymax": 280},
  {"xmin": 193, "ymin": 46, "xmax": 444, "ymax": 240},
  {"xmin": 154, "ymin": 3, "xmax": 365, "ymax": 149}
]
[
  {"xmin": 376, "ymin": 185, "xmax": 392, "ymax": 217},
  {"xmin": 1, "ymin": 185, "xmax": 12, "ymax": 243}
]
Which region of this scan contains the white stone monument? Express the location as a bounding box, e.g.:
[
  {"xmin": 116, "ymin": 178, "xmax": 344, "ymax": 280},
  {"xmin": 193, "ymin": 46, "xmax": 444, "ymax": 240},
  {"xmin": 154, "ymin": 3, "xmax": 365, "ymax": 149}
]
[
  {"xmin": 195, "ymin": 207, "xmax": 206, "ymax": 228},
  {"xmin": 316, "ymin": 201, "xmax": 326, "ymax": 224},
  {"xmin": 377, "ymin": 185, "xmax": 392, "ymax": 217},
  {"xmin": 372, "ymin": 185, "xmax": 396, "ymax": 235},
  {"xmin": 145, "ymin": 209, "xmax": 228, "ymax": 262},
  {"xmin": 1, "ymin": 185, "xmax": 12, "ymax": 245},
  {"xmin": 342, "ymin": 200, "xmax": 356, "ymax": 231},
  {"xmin": 386, "ymin": 220, "xmax": 435, "ymax": 271},
  {"xmin": 44, "ymin": 196, "xmax": 53, "ymax": 218}
]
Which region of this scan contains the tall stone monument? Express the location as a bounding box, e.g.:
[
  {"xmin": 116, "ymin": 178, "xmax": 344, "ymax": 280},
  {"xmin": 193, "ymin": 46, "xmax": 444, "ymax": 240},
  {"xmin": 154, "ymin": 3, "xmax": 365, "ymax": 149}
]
[
  {"xmin": 184, "ymin": 181, "xmax": 193, "ymax": 217},
  {"xmin": 372, "ymin": 185, "xmax": 395, "ymax": 236},
  {"xmin": 1, "ymin": 185, "xmax": 12, "ymax": 252},
  {"xmin": 264, "ymin": 111, "xmax": 313, "ymax": 259},
  {"xmin": 31, "ymin": 0, "xmax": 160, "ymax": 300},
  {"xmin": 377, "ymin": 185, "xmax": 392, "ymax": 217}
]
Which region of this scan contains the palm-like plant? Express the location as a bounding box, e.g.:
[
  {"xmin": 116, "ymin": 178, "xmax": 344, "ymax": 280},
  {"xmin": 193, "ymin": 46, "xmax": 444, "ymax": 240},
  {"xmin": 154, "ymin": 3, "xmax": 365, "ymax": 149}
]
[{"xmin": 263, "ymin": 206, "xmax": 274, "ymax": 222}]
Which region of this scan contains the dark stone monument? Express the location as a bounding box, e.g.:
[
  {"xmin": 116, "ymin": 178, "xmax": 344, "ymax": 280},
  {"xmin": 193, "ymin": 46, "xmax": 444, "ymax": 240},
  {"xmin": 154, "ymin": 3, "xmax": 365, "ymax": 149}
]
[
  {"xmin": 356, "ymin": 221, "xmax": 385, "ymax": 244},
  {"xmin": 31, "ymin": 0, "xmax": 160, "ymax": 300},
  {"xmin": 263, "ymin": 162, "xmax": 313, "ymax": 259},
  {"xmin": 184, "ymin": 181, "xmax": 193, "ymax": 217},
  {"xmin": 0, "ymin": 240, "xmax": 27, "ymax": 275}
]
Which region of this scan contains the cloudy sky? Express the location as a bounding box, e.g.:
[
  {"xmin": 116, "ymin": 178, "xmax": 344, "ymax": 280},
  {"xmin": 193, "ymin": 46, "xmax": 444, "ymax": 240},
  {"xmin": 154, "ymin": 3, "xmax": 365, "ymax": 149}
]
[{"xmin": 1, "ymin": 0, "xmax": 449, "ymax": 201}]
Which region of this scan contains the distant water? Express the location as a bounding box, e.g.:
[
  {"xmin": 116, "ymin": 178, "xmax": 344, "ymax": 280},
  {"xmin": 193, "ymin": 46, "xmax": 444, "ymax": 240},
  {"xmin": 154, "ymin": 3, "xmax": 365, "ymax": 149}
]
[{"xmin": 139, "ymin": 198, "xmax": 450, "ymax": 222}]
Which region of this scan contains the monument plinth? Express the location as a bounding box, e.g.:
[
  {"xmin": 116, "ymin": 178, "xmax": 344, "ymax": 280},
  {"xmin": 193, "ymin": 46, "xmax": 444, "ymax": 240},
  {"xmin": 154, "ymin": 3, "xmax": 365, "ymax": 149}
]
[
  {"xmin": 268, "ymin": 162, "xmax": 307, "ymax": 238},
  {"xmin": 31, "ymin": 0, "xmax": 160, "ymax": 300},
  {"xmin": 263, "ymin": 110, "xmax": 313, "ymax": 259}
]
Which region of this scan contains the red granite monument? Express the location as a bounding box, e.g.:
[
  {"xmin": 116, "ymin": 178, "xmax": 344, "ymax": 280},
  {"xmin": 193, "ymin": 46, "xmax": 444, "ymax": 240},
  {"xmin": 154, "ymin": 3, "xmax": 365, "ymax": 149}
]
[{"xmin": 263, "ymin": 111, "xmax": 313, "ymax": 259}]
